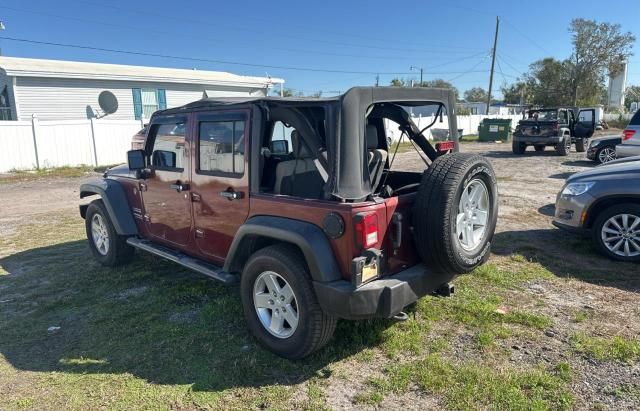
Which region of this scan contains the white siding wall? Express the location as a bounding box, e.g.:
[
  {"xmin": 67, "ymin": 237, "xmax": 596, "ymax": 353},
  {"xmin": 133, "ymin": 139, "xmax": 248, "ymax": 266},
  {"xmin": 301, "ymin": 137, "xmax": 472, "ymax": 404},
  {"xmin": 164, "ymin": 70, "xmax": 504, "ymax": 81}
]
[{"xmin": 14, "ymin": 77, "xmax": 264, "ymax": 121}]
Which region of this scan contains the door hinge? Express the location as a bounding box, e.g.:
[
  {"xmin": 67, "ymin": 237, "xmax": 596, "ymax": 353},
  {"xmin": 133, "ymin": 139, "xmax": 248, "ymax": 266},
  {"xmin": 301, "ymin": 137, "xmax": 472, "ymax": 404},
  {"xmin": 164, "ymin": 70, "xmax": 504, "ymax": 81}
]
[
  {"xmin": 139, "ymin": 182, "xmax": 148, "ymax": 192},
  {"xmin": 191, "ymin": 193, "xmax": 202, "ymax": 202},
  {"xmin": 143, "ymin": 214, "xmax": 151, "ymax": 222},
  {"xmin": 195, "ymin": 228, "xmax": 205, "ymax": 238}
]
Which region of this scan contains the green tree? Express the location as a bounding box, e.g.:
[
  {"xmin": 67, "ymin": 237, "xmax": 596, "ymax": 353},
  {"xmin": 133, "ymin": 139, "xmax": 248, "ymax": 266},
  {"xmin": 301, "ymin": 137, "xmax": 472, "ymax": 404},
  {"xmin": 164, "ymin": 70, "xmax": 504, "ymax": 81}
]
[
  {"xmin": 420, "ymin": 79, "xmax": 460, "ymax": 102},
  {"xmin": 390, "ymin": 78, "xmax": 405, "ymax": 87},
  {"xmin": 501, "ymin": 81, "xmax": 532, "ymax": 104},
  {"xmin": 625, "ymin": 85, "xmax": 640, "ymax": 110},
  {"xmin": 271, "ymin": 87, "xmax": 295, "ymax": 97},
  {"xmin": 463, "ymin": 87, "xmax": 488, "ymax": 102},
  {"xmin": 568, "ymin": 19, "xmax": 635, "ymax": 105}
]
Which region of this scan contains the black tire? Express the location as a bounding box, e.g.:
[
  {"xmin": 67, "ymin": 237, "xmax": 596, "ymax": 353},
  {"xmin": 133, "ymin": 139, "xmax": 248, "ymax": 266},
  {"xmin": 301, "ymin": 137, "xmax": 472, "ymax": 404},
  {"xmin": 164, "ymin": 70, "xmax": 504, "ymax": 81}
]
[
  {"xmin": 85, "ymin": 199, "xmax": 134, "ymax": 266},
  {"xmin": 591, "ymin": 204, "xmax": 640, "ymax": 263},
  {"xmin": 595, "ymin": 146, "xmax": 617, "ymax": 164},
  {"xmin": 240, "ymin": 244, "xmax": 337, "ymax": 359},
  {"xmin": 575, "ymin": 138, "xmax": 587, "ymax": 153},
  {"xmin": 412, "ymin": 153, "xmax": 498, "ymax": 274},
  {"xmin": 512, "ymin": 141, "xmax": 526, "ymax": 154},
  {"xmin": 555, "ymin": 136, "xmax": 570, "ymax": 156},
  {"xmin": 534, "ymin": 145, "xmax": 545, "ymax": 152}
]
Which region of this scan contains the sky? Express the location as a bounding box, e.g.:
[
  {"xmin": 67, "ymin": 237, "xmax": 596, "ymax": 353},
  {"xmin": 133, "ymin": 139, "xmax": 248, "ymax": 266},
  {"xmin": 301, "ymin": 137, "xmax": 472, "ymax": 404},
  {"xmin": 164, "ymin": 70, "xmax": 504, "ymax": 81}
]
[{"xmin": 0, "ymin": 0, "xmax": 639, "ymax": 98}]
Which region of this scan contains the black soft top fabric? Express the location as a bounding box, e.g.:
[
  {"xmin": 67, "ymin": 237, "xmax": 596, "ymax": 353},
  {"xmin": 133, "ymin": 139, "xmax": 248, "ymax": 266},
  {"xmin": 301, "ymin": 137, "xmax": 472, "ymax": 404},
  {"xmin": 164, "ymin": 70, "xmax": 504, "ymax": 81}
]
[{"xmin": 155, "ymin": 87, "xmax": 458, "ymax": 201}]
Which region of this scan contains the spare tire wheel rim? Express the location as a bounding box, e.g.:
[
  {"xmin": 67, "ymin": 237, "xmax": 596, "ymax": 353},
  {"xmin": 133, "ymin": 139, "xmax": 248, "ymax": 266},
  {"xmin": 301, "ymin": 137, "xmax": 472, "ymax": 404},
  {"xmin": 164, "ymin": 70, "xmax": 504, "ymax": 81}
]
[
  {"xmin": 253, "ymin": 271, "xmax": 299, "ymax": 339},
  {"xmin": 457, "ymin": 179, "xmax": 490, "ymax": 251},
  {"xmin": 91, "ymin": 213, "xmax": 110, "ymax": 256}
]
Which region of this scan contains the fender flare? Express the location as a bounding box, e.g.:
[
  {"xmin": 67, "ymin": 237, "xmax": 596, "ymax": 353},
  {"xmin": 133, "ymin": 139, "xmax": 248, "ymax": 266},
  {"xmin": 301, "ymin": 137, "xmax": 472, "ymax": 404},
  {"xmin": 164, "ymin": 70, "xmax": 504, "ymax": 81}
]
[
  {"xmin": 224, "ymin": 216, "xmax": 341, "ymax": 283},
  {"xmin": 80, "ymin": 179, "xmax": 138, "ymax": 236}
]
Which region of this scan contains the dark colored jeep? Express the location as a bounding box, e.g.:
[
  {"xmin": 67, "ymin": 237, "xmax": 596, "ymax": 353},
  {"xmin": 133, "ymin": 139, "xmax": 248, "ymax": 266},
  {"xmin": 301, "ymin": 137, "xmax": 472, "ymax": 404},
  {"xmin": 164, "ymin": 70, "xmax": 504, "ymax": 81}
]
[
  {"xmin": 512, "ymin": 107, "xmax": 595, "ymax": 156},
  {"xmin": 79, "ymin": 87, "xmax": 498, "ymax": 359}
]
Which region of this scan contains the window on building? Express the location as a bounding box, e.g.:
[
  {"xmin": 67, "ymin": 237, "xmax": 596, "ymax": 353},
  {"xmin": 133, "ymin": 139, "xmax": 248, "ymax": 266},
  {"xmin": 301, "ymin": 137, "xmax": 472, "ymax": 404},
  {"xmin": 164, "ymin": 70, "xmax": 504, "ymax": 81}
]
[
  {"xmin": 132, "ymin": 88, "xmax": 167, "ymax": 120},
  {"xmin": 0, "ymin": 86, "xmax": 12, "ymax": 121},
  {"xmin": 198, "ymin": 119, "xmax": 246, "ymax": 175},
  {"xmin": 148, "ymin": 119, "xmax": 187, "ymax": 171}
]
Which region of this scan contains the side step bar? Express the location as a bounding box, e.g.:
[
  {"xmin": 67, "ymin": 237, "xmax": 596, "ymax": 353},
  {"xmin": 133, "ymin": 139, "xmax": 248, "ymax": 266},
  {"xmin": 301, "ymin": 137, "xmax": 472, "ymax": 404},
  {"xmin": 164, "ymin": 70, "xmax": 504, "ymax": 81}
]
[{"xmin": 126, "ymin": 238, "xmax": 238, "ymax": 284}]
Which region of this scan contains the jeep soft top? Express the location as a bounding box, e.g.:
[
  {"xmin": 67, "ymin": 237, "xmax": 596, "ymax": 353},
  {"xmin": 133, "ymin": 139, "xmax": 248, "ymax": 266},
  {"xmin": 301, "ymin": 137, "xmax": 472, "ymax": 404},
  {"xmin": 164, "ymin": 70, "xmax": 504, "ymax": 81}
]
[{"xmin": 79, "ymin": 87, "xmax": 498, "ymax": 359}]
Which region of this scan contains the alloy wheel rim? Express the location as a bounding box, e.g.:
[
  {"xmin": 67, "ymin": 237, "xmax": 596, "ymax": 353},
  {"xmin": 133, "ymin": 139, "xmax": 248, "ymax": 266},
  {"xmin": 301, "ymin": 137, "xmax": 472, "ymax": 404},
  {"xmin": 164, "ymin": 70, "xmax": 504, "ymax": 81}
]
[
  {"xmin": 253, "ymin": 271, "xmax": 299, "ymax": 339},
  {"xmin": 456, "ymin": 179, "xmax": 490, "ymax": 251},
  {"xmin": 601, "ymin": 214, "xmax": 640, "ymax": 257},
  {"xmin": 598, "ymin": 148, "xmax": 616, "ymax": 163},
  {"xmin": 91, "ymin": 214, "xmax": 110, "ymax": 255}
]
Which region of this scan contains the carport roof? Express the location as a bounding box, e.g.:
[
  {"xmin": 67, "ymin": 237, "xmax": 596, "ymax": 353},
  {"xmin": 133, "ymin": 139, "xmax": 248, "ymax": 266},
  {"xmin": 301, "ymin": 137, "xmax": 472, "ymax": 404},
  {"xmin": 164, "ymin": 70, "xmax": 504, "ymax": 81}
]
[{"xmin": 0, "ymin": 56, "xmax": 284, "ymax": 89}]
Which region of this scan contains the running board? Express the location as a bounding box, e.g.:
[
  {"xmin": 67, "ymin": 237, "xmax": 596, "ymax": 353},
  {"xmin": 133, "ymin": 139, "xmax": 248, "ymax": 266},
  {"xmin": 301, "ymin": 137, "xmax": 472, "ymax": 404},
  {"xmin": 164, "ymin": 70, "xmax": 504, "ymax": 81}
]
[{"xmin": 126, "ymin": 238, "xmax": 238, "ymax": 284}]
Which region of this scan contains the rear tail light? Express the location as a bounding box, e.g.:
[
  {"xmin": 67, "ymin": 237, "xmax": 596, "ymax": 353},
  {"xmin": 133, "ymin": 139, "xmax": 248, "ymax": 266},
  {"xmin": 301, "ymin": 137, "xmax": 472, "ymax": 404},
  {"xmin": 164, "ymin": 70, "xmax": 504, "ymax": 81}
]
[
  {"xmin": 436, "ymin": 140, "xmax": 456, "ymax": 153},
  {"xmin": 354, "ymin": 212, "xmax": 379, "ymax": 249},
  {"xmin": 623, "ymin": 129, "xmax": 636, "ymax": 141}
]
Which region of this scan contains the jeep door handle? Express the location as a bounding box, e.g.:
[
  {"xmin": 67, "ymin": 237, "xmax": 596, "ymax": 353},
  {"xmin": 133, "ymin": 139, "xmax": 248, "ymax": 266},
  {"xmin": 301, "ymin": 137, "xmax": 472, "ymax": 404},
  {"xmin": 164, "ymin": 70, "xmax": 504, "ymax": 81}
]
[
  {"xmin": 219, "ymin": 190, "xmax": 243, "ymax": 200},
  {"xmin": 170, "ymin": 183, "xmax": 189, "ymax": 192}
]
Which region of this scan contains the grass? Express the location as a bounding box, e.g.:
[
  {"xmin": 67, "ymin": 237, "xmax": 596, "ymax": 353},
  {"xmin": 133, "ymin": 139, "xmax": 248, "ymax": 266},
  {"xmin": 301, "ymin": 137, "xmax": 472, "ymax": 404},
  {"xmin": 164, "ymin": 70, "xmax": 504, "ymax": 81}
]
[
  {"xmin": 572, "ymin": 334, "xmax": 640, "ymax": 363},
  {"xmin": 0, "ymin": 190, "xmax": 637, "ymax": 409},
  {"xmin": 0, "ymin": 165, "xmax": 118, "ymax": 184}
]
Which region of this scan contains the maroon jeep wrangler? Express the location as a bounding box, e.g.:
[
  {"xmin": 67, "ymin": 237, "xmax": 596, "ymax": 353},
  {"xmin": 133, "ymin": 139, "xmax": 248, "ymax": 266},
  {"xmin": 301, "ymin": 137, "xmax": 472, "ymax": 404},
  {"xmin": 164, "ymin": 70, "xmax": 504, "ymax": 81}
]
[{"xmin": 79, "ymin": 87, "xmax": 498, "ymax": 359}]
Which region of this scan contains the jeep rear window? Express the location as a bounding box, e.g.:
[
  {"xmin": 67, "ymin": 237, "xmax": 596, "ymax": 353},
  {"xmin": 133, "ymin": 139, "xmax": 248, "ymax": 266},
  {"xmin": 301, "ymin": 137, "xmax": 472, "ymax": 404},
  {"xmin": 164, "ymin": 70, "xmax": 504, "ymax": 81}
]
[{"xmin": 629, "ymin": 110, "xmax": 640, "ymax": 126}]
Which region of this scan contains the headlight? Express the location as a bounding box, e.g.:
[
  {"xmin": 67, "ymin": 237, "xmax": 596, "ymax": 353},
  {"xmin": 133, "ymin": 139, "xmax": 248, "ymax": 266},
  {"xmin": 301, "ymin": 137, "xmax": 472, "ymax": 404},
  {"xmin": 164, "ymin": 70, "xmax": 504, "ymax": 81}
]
[
  {"xmin": 589, "ymin": 140, "xmax": 601, "ymax": 148},
  {"xmin": 561, "ymin": 182, "xmax": 595, "ymax": 196}
]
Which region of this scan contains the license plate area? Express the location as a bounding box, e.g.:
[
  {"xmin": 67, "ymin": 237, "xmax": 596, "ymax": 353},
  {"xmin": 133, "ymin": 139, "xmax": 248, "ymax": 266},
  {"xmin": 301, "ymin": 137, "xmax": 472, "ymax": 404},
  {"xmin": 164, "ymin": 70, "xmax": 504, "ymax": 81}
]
[{"xmin": 351, "ymin": 249, "xmax": 382, "ymax": 287}]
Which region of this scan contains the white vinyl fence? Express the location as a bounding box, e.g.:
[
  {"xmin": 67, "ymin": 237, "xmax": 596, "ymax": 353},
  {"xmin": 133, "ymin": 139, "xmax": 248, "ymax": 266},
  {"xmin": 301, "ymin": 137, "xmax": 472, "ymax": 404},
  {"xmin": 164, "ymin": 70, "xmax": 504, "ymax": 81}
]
[{"xmin": 0, "ymin": 115, "xmax": 144, "ymax": 172}]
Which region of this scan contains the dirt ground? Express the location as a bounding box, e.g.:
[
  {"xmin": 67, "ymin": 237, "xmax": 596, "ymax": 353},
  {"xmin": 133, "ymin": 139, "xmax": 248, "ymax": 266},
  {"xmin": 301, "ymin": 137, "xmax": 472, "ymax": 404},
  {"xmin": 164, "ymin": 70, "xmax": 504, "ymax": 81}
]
[{"xmin": 1, "ymin": 141, "xmax": 639, "ymax": 410}]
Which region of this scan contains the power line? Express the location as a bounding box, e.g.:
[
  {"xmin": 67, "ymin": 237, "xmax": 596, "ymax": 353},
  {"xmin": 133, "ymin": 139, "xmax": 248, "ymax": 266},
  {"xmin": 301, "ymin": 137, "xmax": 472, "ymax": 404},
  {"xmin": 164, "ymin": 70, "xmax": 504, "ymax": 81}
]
[
  {"xmin": 501, "ymin": 18, "xmax": 553, "ymax": 55},
  {"xmin": 447, "ymin": 56, "xmax": 490, "ymax": 82}
]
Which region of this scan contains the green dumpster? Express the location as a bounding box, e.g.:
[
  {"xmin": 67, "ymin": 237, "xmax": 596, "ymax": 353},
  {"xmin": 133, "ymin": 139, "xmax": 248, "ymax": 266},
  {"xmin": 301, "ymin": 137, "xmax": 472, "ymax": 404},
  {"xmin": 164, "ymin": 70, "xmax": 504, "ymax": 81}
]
[{"xmin": 478, "ymin": 118, "xmax": 512, "ymax": 141}]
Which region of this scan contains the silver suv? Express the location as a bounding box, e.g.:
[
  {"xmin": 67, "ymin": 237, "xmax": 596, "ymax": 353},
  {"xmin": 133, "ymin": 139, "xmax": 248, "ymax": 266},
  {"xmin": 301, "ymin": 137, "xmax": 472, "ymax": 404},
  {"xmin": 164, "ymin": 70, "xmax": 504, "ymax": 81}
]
[
  {"xmin": 616, "ymin": 110, "xmax": 640, "ymax": 158},
  {"xmin": 553, "ymin": 159, "xmax": 640, "ymax": 262}
]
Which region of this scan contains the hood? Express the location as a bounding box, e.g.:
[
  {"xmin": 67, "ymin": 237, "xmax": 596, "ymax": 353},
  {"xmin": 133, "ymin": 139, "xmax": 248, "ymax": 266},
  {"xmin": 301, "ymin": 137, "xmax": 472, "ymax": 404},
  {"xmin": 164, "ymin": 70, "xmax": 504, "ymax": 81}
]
[
  {"xmin": 567, "ymin": 159, "xmax": 640, "ymax": 183},
  {"xmin": 104, "ymin": 163, "xmax": 137, "ymax": 179}
]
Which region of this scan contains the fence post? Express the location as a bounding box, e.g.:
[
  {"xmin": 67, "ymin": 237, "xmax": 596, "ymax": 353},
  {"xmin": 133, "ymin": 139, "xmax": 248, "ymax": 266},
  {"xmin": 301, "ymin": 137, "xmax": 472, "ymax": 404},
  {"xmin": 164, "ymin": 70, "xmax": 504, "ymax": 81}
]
[
  {"xmin": 89, "ymin": 117, "xmax": 99, "ymax": 166},
  {"xmin": 30, "ymin": 114, "xmax": 40, "ymax": 170}
]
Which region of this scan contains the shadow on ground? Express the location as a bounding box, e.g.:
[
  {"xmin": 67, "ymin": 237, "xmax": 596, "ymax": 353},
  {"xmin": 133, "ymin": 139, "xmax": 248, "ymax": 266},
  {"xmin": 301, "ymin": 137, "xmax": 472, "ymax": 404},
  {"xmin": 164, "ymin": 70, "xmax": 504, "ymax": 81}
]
[
  {"xmin": 0, "ymin": 241, "xmax": 394, "ymax": 392},
  {"xmin": 493, "ymin": 229, "xmax": 639, "ymax": 293}
]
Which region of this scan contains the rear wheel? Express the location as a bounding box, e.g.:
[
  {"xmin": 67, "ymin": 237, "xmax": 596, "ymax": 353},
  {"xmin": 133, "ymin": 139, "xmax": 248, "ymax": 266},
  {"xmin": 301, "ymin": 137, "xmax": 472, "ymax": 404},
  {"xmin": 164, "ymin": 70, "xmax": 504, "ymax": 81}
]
[
  {"xmin": 85, "ymin": 199, "xmax": 134, "ymax": 266},
  {"xmin": 592, "ymin": 204, "xmax": 640, "ymax": 262},
  {"xmin": 512, "ymin": 141, "xmax": 526, "ymax": 154},
  {"xmin": 555, "ymin": 136, "xmax": 571, "ymax": 156},
  {"xmin": 575, "ymin": 138, "xmax": 587, "ymax": 152},
  {"xmin": 534, "ymin": 145, "xmax": 545, "ymax": 152},
  {"xmin": 596, "ymin": 146, "xmax": 617, "ymax": 164},
  {"xmin": 240, "ymin": 244, "xmax": 336, "ymax": 359},
  {"xmin": 412, "ymin": 153, "xmax": 498, "ymax": 274}
]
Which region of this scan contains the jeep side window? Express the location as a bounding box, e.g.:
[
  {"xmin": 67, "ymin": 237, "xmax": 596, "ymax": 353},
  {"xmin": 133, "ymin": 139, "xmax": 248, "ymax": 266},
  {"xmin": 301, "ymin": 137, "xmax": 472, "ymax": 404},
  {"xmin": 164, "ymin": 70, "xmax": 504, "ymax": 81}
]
[
  {"xmin": 270, "ymin": 121, "xmax": 295, "ymax": 154},
  {"xmin": 198, "ymin": 120, "xmax": 245, "ymax": 175},
  {"xmin": 558, "ymin": 110, "xmax": 568, "ymax": 124},
  {"xmin": 148, "ymin": 120, "xmax": 186, "ymax": 171}
]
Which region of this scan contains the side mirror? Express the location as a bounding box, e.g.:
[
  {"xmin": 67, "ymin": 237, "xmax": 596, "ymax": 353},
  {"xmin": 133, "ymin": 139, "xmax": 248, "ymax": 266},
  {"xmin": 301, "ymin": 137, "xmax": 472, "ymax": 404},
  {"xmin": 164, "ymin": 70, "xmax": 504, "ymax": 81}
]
[
  {"xmin": 270, "ymin": 140, "xmax": 289, "ymax": 155},
  {"xmin": 127, "ymin": 149, "xmax": 146, "ymax": 170}
]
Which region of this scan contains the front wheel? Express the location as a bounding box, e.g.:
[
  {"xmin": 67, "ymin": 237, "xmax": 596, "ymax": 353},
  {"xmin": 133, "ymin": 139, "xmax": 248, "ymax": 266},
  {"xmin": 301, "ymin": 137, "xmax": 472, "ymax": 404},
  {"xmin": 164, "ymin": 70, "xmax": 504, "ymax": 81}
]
[
  {"xmin": 240, "ymin": 244, "xmax": 336, "ymax": 359},
  {"xmin": 592, "ymin": 204, "xmax": 640, "ymax": 262},
  {"xmin": 575, "ymin": 138, "xmax": 587, "ymax": 153},
  {"xmin": 85, "ymin": 199, "xmax": 134, "ymax": 266},
  {"xmin": 412, "ymin": 153, "xmax": 498, "ymax": 274},
  {"xmin": 596, "ymin": 146, "xmax": 617, "ymax": 164}
]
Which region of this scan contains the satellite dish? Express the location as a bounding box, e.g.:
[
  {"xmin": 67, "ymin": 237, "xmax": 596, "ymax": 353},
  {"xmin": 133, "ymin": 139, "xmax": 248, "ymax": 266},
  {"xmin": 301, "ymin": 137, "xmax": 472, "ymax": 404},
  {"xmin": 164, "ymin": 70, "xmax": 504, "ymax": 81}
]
[{"xmin": 98, "ymin": 91, "xmax": 119, "ymax": 115}]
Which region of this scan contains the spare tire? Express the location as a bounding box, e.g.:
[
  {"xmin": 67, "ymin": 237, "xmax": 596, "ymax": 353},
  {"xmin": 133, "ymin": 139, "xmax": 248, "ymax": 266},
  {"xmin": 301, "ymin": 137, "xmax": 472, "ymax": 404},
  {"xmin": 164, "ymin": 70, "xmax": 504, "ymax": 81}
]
[{"xmin": 412, "ymin": 153, "xmax": 498, "ymax": 274}]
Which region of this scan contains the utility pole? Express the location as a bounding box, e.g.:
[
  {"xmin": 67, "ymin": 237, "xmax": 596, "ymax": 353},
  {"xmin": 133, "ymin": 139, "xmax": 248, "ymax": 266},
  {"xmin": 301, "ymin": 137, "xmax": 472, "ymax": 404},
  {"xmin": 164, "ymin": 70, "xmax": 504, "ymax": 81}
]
[
  {"xmin": 410, "ymin": 65, "xmax": 424, "ymax": 86},
  {"xmin": 486, "ymin": 16, "xmax": 499, "ymax": 115},
  {"xmin": 375, "ymin": 74, "xmax": 379, "ymax": 87}
]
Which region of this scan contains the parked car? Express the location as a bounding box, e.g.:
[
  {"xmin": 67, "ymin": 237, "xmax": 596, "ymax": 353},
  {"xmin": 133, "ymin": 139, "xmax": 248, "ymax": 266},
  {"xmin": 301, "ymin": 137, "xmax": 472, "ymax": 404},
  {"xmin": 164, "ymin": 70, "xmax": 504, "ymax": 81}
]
[
  {"xmin": 586, "ymin": 136, "xmax": 621, "ymax": 164},
  {"xmin": 78, "ymin": 87, "xmax": 499, "ymax": 359},
  {"xmin": 553, "ymin": 159, "xmax": 640, "ymax": 262},
  {"xmin": 616, "ymin": 110, "xmax": 640, "ymax": 159},
  {"xmin": 512, "ymin": 107, "xmax": 595, "ymax": 156}
]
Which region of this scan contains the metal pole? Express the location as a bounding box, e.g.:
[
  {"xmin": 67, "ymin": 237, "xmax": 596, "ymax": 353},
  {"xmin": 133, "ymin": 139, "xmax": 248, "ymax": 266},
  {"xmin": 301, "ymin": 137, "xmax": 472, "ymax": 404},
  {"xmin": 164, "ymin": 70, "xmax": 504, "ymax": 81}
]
[
  {"xmin": 30, "ymin": 114, "xmax": 40, "ymax": 169},
  {"xmin": 280, "ymin": 82, "xmax": 284, "ymax": 97},
  {"xmin": 486, "ymin": 16, "xmax": 499, "ymax": 115},
  {"xmin": 420, "ymin": 68, "xmax": 423, "ymax": 86}
]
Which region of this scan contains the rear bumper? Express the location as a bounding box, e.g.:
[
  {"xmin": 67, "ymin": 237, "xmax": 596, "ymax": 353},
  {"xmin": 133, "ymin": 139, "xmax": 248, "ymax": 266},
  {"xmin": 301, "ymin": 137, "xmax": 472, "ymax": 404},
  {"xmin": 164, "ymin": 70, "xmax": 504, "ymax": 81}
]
[
  {"xmin": 512, "ymin": 134, "xmax": 562, "ymax": 145},
  {"xmin": 313, "ymin": 264, "xmax": 454, "ymax": 320}
]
